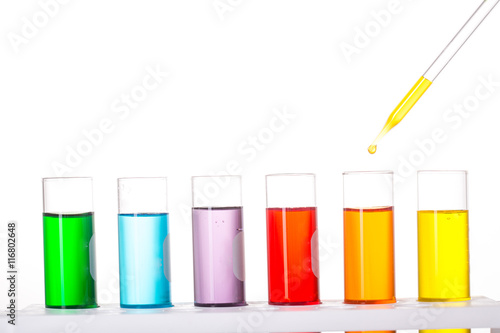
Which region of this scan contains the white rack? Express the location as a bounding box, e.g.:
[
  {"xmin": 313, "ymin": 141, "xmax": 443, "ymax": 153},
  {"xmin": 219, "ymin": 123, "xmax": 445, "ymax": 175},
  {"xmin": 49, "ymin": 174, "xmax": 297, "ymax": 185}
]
[{"xmin": 3, "ymin": 297, "xmax": 500, "ymax": 333}]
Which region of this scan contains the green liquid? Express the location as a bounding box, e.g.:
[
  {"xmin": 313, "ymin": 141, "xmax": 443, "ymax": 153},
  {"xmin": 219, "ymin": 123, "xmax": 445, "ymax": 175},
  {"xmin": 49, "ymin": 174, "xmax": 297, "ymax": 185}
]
[{"xmin": 43, "ymin": 212, "xmax": 98, "ymax": 309}]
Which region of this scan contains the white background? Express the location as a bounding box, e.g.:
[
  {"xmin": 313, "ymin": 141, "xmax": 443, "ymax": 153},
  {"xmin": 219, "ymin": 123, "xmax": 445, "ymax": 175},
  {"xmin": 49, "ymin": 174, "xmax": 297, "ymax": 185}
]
[{"xmin": 1, "ymin": 0, "xmax": 500, "ymax": 329}]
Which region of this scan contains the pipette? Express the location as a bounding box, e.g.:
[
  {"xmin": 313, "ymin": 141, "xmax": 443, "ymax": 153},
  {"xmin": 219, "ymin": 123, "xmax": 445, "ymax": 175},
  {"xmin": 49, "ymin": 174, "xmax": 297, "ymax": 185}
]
[{"xmin": 368, "ymin": 0, "xmax": 500, "ymax": 154}]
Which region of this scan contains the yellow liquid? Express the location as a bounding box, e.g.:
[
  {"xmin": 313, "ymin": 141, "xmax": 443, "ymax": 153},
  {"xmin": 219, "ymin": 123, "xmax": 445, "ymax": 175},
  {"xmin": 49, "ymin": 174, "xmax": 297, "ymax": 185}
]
[
  {"xmin": 418, "ymin": 210, "xmax": 470, "ymax": 301},
  {"xmin": 418, "ymin": 210, "xmax": 470, "ymax": 333},
  {"xmin": 368, "ymin": 76, "xmax": 432, "ymax": 154}
]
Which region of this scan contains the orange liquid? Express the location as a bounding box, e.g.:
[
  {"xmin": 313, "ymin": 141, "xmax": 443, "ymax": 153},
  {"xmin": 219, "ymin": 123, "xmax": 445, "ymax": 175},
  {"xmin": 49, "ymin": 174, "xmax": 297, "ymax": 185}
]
[{"xmin": 344, "ymin": 207, "xmax": 395, "ymax": 304}]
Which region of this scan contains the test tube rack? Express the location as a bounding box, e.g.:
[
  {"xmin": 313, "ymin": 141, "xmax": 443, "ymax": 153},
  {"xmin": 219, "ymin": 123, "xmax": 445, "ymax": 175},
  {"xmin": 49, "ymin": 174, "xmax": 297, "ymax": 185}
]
[{"xmin": 3, "ymin": 296, "xmax": 500, "ymax": 333}]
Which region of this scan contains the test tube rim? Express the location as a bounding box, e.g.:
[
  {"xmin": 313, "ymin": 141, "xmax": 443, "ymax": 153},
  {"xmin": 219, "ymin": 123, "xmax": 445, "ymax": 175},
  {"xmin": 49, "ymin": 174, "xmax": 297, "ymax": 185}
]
[
  {"xmin": 191, "ymin": 175, "xmax": 242, "ymax": 181},
  {"xmin": 417, "ymin": 170, "xmax": 468, "ymax": 175},
  {"xmin": 117, "ymin": 176, "xmax": 168, "ymax": 181},
  {"xmin": 42, "ymin": 176, "xmax": 93, "ymax": 181},
  {"xmin": 342, "ymin": 170, "xmax": 393, "ymax": 176},
  {"xmin": 265, "ymin": 173, "xmax": 316, "ymax": 178}
]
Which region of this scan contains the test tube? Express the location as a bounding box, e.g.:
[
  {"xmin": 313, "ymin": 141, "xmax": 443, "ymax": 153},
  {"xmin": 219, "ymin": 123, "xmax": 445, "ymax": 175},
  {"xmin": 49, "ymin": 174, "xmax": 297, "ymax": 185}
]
[
  {"xmin": 266, "ymin": 173, "xmax": 320, "ymax": 305},
  {"xmin": 42, "ymin": 177, "xmax": 97, "ymax": 309},
  {"xmin": 343, "ymin": 171, "xmax": 395, "ymax": 305},
  {"xmin": 418, "ymin": 171, "xmax": 470, "ymax": 302},
  {"xmin": 418, "ymin": 171, "xmax": 470, "ymax": 333},
  {"xmin": 118, "ymin": 177, "xmax": 172, "ymax": 308},
  {"xmin": 191, "ymin": 175, "xmax": 246, "ymax": 307}
]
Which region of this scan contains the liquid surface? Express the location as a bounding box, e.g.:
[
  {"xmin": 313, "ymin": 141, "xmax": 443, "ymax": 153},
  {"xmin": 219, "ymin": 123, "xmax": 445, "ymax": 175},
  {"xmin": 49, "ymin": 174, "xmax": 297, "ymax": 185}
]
[
  {"xmin": 43, "ymin": 212, "xmax": 97, "ymax": 309},
  {"xmin": 350, "ymin": 331, "xmax": 394, "ymax": 333},
  {"xmin": 192, "ymin": 207, "xmax": 246, "ymax": 306},
  {"xmin": 421, "ymin": 330, "xmax": 470, "ymax": 333},
  {"xmin": 266, "ymin": 207, "xmax": 320, "ymax": 305},
  {"xmin": 118, "ymin": 213, "xmax": 172, "ymax": 308},
  {"xmin": 368, "ymin": 76, "xmax": 432, "ymax": 154},
  {"xmin": 418, "ymin": 210, "xmax": 470, "ymax": 302},
  {"xmin": 344, "ymin": 207, "xmax": 395, "ymax": 304}
]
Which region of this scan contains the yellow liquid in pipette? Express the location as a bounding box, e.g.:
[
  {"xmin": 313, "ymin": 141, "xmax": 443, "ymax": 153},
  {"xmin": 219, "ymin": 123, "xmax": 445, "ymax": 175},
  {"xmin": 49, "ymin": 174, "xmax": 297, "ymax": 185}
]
[{"xmin": 368, "ymin": 76, "xmax": 432, "ymax": 154}]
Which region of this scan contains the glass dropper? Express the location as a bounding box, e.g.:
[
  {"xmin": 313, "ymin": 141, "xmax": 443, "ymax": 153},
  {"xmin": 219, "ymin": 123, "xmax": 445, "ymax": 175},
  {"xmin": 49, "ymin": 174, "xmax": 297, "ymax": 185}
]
[{"xmin": 368, "ymin": 0, "xmax": 500, "ymax": 154}]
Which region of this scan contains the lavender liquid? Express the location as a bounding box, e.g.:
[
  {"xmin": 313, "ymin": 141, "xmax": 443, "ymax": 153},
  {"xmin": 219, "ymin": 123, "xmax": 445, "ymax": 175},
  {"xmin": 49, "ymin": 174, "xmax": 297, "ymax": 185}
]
[{"xmin": 192, "ymin": 207, "xmax": 246, "ymax": 307}]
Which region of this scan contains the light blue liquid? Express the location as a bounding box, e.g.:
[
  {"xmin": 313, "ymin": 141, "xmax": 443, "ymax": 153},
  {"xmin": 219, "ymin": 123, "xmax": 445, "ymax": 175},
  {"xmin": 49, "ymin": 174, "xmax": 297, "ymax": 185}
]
[{"xmin": 118, "ymin": 213, "xmax": 172, "ymax": 308}]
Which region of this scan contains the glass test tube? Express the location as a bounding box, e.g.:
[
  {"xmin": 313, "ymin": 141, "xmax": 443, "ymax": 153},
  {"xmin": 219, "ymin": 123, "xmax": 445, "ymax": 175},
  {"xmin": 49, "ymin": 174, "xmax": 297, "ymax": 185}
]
[
  {"xmin": 266, "ymin": 173, "xmax": 320, "ymax": 305},
  {"xmin": 343, "ymin": 171, "xmax": 395, "ymax": 305},
  {"xmin": 418, "ymin": 171, "xmax": 470, "ymax": 301},
  {"xmin": 191, "ymin": 176, "xmax": 246, "ymax": 307},
  {"xmin": 418, "ymin": 171, "xmax": 470, "ymax": 333},
  {"xmin": 118, "ymin": 177, "xmax": 172, "ymax": 308},
  {"xmin": 42, "ymin": 177, "xmax": 97, "ymax": 309}
]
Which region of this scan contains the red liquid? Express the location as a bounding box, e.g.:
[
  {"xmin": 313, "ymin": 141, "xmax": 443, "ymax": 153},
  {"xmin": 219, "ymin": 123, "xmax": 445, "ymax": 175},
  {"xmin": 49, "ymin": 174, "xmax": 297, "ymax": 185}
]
[{"xmin": 266, "ymin": 207, "xmax": 320, "ymax": 305}]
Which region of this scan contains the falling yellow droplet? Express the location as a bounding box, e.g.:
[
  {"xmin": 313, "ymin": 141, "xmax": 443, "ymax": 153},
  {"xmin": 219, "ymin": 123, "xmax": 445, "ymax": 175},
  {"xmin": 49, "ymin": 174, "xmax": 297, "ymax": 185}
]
[{"xmin": 368, "ymin": 145, "xmax": 377, "ymax": 154}]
